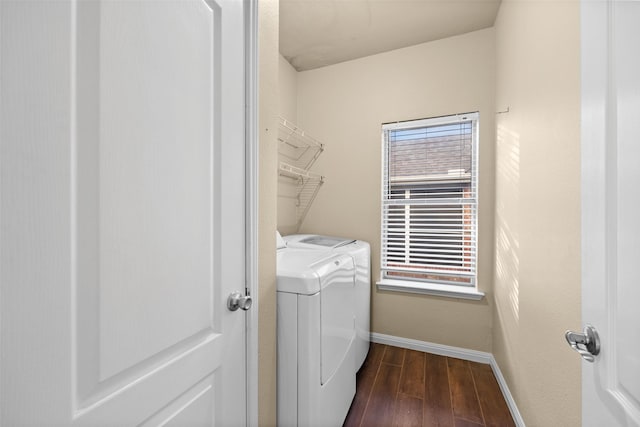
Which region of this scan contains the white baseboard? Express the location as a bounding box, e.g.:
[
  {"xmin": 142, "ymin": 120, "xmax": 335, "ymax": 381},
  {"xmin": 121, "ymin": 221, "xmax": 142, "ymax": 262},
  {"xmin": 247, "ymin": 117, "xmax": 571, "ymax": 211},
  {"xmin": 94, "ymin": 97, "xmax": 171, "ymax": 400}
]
[
  {"xmin": 487, "ymin": 355, "xmax": 526, "ymax": 427},
  {"xmin": 370, "ymin": 332, "xmax": 526, "ymax": 427}
]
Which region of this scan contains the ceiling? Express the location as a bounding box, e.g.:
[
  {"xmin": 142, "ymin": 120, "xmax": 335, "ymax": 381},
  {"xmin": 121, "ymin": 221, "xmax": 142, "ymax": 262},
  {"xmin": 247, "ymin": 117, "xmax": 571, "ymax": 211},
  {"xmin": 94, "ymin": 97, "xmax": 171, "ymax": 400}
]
[{"xmin": 280, "ymin": 0, "xmax": 502, "ymax": 71}]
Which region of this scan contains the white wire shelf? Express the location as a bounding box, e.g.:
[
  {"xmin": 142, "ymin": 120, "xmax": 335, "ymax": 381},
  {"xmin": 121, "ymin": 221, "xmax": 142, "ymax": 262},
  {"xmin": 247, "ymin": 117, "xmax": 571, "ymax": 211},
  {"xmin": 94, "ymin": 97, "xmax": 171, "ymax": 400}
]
[
  {"xmin": 295, "ymin": 173, "xmax": 324, "ymax": 228},
  {"xmin": 278, "ymin": 117, "xmax": 324, "ymax": 171},
  {"xmin": 279, "ymin": 162, "xmax": 323, "ymax": 180},
  {"xmin": 279, "ymin": 162, "xmax": 325, "ymax": 228},
  {"xmin": 277, "ymin": 118, "xmax": 326, "ymax": 230}
]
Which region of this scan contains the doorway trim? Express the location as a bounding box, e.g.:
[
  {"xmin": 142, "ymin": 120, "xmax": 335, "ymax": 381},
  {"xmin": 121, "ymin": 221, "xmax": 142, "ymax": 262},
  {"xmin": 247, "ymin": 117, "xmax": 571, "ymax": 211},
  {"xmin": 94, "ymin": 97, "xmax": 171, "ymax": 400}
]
[{"xmin": 245, "ymin": 0, "xmax": 259, "ymax": 425}]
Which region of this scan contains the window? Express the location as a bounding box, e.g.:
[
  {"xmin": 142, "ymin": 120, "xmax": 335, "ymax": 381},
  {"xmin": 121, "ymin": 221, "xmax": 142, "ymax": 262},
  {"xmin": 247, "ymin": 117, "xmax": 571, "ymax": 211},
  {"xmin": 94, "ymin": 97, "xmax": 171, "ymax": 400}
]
[{"xmin": 380, "ymin": 113, "xmax": 479, "ymax": 294}]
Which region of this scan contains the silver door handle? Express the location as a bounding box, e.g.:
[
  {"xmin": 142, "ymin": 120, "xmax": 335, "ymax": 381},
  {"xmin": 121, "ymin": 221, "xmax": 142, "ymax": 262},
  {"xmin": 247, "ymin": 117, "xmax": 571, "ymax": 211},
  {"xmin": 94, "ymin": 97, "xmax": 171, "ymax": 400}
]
[
  {"xmin": 227, "ymin": 291, "xmax": 252, "ymax": 312},
  {"xmin": 565, "ymin": 324, "xmax": 600, "ymax": 362}
]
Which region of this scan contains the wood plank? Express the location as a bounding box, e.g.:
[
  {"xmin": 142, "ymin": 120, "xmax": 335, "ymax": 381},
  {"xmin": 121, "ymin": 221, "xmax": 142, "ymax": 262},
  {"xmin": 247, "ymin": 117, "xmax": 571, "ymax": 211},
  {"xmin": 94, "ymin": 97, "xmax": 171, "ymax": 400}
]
[
  {"xmin": 360, "ymin": 362, "xmax": 402, "ymax": 427},
  {"xmin": 345, "ymin": 347, "xmax": 517, "ymax": 427},
  {"xmin": 393, "ymin": 394, "xmax": 423, "ymax": 427},
  {"xmin": 447, "ymin": 357, "xmax": 484, "ymax": 425},
  {"xmin": 454, "ymin": 418, "xmax": 484, "ymax": 427},
  {"xmin": 343, "ymin": 343, "xmax": 385, "ymax": 427},
  {"xmin": 423, "ymin": 353, "xmax": 454, "ymax": 427},
  {"xmin": 469, "ymin": 362, "xmax": 516, "ymax": 427},
  {"xmin": 359, "ymin": 342, "xmax": 386, "ymax": 378},
  {"xmin": 399, "ymin": 349, "xmax": 425, "ymax": 399},
  {"xmin": 382, "ymin": 344, "xmax": 406, "ymax": 366}
]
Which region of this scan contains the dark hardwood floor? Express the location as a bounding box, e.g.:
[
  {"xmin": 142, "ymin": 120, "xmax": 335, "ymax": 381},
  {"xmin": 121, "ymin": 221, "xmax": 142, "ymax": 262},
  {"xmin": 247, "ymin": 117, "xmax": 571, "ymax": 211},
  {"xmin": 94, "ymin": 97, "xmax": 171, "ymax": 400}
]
[{"xmin": 343, "ymin": 343, "xmax": 516, "ymax": 427}]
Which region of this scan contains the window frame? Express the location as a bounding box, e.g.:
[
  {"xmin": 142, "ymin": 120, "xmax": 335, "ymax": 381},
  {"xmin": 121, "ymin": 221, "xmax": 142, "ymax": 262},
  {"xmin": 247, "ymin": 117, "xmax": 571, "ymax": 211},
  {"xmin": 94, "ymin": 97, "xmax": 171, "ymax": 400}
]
[{"xmin": 377, "ymin": 112, "xmax": 484, "ymax": 300}]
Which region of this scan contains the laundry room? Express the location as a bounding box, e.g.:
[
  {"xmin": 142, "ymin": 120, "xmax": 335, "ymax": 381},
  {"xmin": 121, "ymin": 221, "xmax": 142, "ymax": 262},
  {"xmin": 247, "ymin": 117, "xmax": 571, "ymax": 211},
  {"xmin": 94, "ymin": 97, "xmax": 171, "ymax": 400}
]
[
  {"xmin": 262, "ymin": 1, "xmax": 582, "ymax": 426},
  {"xmin": 2, "ymin": 0, "xmax": 636, "ymax": 425}
]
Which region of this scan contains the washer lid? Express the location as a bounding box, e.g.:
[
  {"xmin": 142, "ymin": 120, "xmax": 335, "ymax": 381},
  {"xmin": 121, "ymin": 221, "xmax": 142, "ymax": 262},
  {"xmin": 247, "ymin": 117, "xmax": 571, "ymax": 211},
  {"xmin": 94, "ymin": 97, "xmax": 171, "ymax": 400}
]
[{"xmin": 284, "ymin": 234, "xmax": 355, "ymax": 249}]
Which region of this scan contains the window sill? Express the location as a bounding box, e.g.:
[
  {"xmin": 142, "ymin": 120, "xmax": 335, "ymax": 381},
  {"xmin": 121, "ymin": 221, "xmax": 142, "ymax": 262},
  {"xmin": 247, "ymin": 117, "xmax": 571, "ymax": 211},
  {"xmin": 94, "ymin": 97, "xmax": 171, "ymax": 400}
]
[{"xmin": 376, "ymin": 279, "xmax": 485, "ymax": 301}]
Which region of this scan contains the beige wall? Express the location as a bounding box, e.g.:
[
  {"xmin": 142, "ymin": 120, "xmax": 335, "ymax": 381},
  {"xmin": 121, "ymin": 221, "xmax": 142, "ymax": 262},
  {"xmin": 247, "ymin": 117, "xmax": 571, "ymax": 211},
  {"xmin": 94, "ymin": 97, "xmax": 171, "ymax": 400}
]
[
  {"xmin": 279, "ymin": 55, "xmax": 298, "ymax": 123},
  {"xmin": 258, "ymin": 1, "xmax": 278, "ymax": 425},
  {"xmin": 493, "ymin": 1, "xmax": 581, "ymax": 425},
  {"xmin": 295, "ymin": 29, "xmax": 496, "ymax": 351},
  {"xmin": 277, "ymin": 55, "xmax": 300, "ymax": 235}
]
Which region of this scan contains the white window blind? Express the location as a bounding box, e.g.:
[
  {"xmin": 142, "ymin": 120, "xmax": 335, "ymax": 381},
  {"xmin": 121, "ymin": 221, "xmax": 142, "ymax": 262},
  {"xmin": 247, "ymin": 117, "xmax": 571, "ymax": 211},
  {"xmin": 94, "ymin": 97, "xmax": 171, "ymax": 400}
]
[{"xmin": 381, "ymin": 113, "xmax": 478, "ymax": 287}]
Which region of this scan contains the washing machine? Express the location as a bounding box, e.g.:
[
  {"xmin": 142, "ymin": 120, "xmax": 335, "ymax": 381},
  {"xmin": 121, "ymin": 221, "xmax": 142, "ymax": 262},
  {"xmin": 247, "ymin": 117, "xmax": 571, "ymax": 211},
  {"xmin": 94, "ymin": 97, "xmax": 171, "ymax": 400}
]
[
  {"xmin": 282, "ymin": 234, "xmax": 371, "ymax": 371},
  {"xmin": 277, "ymin": 235, "xmax": 357, "ymax": 427}
]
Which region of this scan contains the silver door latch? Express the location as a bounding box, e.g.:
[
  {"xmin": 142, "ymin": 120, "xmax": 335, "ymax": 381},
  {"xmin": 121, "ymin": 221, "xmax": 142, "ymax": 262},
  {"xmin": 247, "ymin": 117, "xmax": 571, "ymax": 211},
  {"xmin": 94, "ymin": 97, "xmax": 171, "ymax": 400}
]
[
  {"xmin": 565, "ymin": 324, "xmax": 600, "ymax": 362},
  {"xmin": 227, "ymin": 291, "xmax": 252, "ymax": 312}
]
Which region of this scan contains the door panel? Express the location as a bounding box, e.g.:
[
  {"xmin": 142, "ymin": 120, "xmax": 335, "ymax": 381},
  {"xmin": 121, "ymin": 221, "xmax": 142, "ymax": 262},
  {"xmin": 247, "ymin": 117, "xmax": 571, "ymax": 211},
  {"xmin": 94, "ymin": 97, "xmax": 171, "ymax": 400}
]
[
  {"xmin": 139, "ymin": 375, "xmax": 215, "ymax": 427},
  {"xmin": 0, "ymin": 0, "xmax": 247, "ymax": 425},
  {"xmin": 581, "ymin": 1, "xmax": 640, "ymax": 425},
  {"xmin": 77, "ymin": 0, "xmax": 216, "ymax": 383},
  {"xmin": 74, "ymin": 337, "xmax": 222, "ymax": 424},
  {"xmin": 614, "ymin": 3, "xmax": 640, "ymax": 414}
]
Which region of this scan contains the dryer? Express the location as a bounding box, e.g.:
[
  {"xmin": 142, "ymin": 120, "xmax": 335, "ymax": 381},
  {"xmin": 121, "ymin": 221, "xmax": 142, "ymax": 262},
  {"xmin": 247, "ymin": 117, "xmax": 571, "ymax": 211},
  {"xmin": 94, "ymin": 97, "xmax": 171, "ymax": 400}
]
[
  {"xmin": 277, "ymin": 244, "xmax": 357, "ymax": 427},
  {"xmin": 282, "ymin": 234, "xmax": 371, "ymax": 371}
]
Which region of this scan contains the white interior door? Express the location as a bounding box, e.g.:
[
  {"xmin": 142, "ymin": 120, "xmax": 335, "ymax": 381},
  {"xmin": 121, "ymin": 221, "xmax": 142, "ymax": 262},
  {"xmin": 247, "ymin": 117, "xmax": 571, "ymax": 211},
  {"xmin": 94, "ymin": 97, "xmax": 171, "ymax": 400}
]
[
  {"xmin": 581, "ymin": 1, "xmax": 640, "ymax": 425},
  {"xmin": 0, "ymin": 0, "xmax": 248, "ymax": 425}
]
